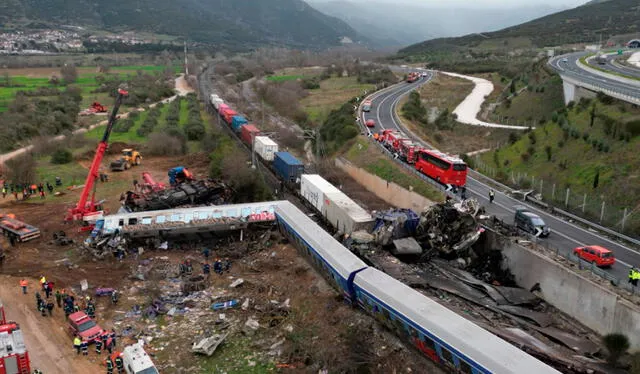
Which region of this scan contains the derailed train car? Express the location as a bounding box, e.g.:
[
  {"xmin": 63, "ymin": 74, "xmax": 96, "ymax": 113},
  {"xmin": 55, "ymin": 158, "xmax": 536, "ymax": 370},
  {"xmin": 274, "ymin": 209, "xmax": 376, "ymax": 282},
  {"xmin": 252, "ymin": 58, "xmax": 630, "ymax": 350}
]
[{"xmin": 274, "ymin": 201, "xmax": 560, "ymax": 374}]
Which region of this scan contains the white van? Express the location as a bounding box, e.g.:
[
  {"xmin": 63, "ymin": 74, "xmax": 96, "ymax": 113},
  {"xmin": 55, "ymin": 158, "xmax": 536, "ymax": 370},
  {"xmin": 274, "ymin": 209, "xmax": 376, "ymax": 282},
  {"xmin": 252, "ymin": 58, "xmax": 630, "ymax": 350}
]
[{"xmin": 123, "ymin": 341, "xmax": 159, "ymax": 374}]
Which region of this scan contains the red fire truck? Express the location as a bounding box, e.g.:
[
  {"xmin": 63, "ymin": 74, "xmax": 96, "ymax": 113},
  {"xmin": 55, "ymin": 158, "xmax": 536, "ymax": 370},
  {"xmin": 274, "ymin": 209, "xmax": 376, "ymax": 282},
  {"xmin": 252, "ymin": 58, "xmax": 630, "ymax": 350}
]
[
  {"xmin": 398, "ymin": 139, "xmax": 420, "ymax": 164},
  {"xmin": 379, "ymin": 130, "xmax": 409, "ymax": 152},
  {"xmin": 414, "ymin": 149, "xmax": 468, "ymax": 187},
  {"xmin": 0, "ymin": 299, "xmax": 31, "ymax": 374}
]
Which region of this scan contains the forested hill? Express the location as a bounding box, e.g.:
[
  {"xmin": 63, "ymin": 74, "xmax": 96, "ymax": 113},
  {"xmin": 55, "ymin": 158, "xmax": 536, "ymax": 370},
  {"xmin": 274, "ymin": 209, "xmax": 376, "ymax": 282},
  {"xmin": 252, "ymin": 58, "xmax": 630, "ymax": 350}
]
[
  {"xmin": 399, "ymin": 0, "xmax": 637, "ymax": 56},
  {"xmin": 0, "ymin": 0, "xmax": 362, "ymax": 49}
]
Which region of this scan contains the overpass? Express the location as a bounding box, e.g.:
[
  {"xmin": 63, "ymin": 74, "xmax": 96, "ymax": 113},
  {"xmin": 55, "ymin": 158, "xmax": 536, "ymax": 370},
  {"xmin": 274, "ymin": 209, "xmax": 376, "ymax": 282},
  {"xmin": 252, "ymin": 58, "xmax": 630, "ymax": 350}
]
[{"xmin": 548, "ymin": 52, "xmax": 640, "ymax": 106}]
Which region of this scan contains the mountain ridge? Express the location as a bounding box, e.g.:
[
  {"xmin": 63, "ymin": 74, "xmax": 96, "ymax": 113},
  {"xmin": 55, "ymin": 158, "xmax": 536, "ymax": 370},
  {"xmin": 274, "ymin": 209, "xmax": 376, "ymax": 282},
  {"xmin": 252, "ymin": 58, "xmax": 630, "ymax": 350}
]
[
  {"xmin": 0, "ymin": 0, "xmax": 362, "ymax": 50},
  {"xmin": 399, "ymin": 0, "xmax": 639, "ymax": 55}
]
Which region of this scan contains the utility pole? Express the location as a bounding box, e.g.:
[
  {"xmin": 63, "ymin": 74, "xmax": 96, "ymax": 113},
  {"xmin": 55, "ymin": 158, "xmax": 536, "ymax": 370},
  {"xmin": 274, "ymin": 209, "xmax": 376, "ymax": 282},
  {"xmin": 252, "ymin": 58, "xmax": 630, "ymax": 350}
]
[{"xmin": 184, "ymin": 41, "xmax": 189, "ymax": 76}]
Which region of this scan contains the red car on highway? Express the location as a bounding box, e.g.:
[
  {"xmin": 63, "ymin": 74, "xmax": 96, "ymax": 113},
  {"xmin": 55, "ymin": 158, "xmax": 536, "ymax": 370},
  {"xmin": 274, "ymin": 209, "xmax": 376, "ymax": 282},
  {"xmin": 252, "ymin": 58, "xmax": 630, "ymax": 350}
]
[
  {"xmin": 68, "ymin": 311, "xmax": 104, "ymax": 343},
  {"xmin": 365, "ymin": 119, "xmax": 376, "ymax": 128},
  {"xmin": 573, "ymin": 245, "xmax": 615, "ymax": 267}
]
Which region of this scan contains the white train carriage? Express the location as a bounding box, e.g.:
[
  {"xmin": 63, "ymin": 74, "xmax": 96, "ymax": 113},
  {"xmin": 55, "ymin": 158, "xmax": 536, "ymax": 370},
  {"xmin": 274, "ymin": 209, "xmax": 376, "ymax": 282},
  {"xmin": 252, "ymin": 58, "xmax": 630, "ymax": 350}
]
[
  {"xmin": 275, "ymin": 201, "xmax": 367, "ymax": 299},
  {"xmin": 353, "ymin": 268, "xmax": 560, "ymax": 374},
  {"xmin": 97, "ymin": 202, "xmax": 278, "ymax": 238}
]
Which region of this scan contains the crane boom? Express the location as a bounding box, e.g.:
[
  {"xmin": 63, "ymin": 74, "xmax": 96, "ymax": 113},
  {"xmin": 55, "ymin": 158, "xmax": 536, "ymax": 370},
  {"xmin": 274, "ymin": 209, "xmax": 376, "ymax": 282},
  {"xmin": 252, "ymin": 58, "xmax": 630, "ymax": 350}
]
[{"xmin": 66, "ymin": 88, "xmax": 128, "ymax": 222}]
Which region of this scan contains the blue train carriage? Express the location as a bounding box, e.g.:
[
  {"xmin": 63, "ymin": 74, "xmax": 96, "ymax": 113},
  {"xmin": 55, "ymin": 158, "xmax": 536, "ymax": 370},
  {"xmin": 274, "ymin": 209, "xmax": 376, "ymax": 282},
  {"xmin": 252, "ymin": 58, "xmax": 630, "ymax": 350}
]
[
  {"xmin": 352, "ymin": 268, "xmax": 561, "ymax": 374},
  {"xmin": 274, "ymin": 201, "xmax": 367, "ymax": 301},
  {"xmin": 273, "ymin": 152, "xmax": 304, "ymax": 185}
]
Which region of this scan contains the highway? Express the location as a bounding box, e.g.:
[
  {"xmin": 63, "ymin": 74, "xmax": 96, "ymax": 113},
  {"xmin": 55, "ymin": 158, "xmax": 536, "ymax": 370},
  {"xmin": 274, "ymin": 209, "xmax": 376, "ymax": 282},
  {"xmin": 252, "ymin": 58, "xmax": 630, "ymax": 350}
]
[
  {"xmin": 361, "ymin": 72, "xmax": 639, "ymax": 283},
  {"xmin": 548, "ymin": 52, "xmax": 640, "ymax": 99},
  {"xmin": 588, "ymin": 53, "xmax": 640, "ymax": 79}
]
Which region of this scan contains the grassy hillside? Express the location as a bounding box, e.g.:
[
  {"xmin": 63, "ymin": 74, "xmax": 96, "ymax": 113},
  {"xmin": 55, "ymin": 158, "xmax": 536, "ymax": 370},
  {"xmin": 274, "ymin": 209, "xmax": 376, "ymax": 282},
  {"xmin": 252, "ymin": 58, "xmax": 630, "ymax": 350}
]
[
  {"xmin": 489, "ymin": 61, "xmax": 565, "ymax": 124},
  {"xmin": 1, "ymin": 0, "xmax": 361, "ymax": 49},
  {"xmin": 478, "ymin": 95, "xmax": 640, "ymax": 234},
  {"xmin": 399, "ymin": 0, "xmax": 639, "ymax": 57}
]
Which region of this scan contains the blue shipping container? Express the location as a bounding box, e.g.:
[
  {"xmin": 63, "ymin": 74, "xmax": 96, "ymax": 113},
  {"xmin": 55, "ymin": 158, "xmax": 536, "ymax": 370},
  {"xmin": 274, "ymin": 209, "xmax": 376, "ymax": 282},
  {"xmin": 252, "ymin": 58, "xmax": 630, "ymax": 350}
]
[
  {"xmin": 273, "ymin": 152, "xmax": 304, "ymax": 183},
  {"xmin": 231, "ymin": 116, "xmax": 248, "ymax": 132}
]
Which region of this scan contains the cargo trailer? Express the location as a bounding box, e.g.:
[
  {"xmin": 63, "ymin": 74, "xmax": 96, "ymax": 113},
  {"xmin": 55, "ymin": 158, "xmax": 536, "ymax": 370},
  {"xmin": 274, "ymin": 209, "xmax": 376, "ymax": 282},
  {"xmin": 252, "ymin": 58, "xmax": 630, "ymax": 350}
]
[{"xmin": 254, "ymin": 136, "xmax": 279, "ymax": 161}]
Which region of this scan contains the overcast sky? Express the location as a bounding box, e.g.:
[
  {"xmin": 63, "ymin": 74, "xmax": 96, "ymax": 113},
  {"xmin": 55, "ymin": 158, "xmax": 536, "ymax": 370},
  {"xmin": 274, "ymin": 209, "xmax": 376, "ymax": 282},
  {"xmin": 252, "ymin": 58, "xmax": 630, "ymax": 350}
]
[{"xmin": 311, "ymin": 0, "xmax": 589, "ymax": 8}]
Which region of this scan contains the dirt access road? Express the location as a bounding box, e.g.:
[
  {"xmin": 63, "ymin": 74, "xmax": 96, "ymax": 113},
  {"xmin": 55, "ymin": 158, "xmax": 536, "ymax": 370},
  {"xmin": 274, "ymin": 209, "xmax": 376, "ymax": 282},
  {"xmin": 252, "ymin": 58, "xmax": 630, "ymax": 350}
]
[{"xmin": 0, "ymin": 276, "xmax": 102, "ymax": 374}]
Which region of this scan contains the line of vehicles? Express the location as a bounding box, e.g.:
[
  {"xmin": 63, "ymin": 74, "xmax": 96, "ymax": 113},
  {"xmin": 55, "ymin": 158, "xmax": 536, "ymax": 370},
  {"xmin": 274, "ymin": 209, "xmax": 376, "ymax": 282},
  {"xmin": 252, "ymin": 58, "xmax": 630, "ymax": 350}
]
[{"xmin": 375, "ymin": 128, "xmax": 468, "ymax": 188}]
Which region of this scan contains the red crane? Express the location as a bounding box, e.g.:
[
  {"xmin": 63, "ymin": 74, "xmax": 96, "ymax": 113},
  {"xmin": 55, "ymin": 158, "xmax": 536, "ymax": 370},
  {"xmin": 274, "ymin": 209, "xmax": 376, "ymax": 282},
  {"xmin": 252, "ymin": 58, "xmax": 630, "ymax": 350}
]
[{"xmin": 66, "ymin": 88, "xmax": 128, "ymax": 223}]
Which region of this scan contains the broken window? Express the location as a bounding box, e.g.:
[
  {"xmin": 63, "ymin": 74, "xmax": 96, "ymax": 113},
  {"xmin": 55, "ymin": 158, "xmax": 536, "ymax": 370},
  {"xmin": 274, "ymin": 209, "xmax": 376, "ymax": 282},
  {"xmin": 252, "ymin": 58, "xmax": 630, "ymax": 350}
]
[
  {"xmin": 422, "ymin": 335, "xmax": 436, "ymax": 350},
  {"xmin": 118, "ymin": 219, "xmax": 124, "ymax": 227},
  {"xmin": 156, "ymin": 216, "xmax": 166, "ymax": 224},
  {"xmin": 141, "ymin": 217, "xmax": 152, "ymax": 225},
  {"xmin": 459, "ymin": 359, "xmax": 472, "ymax": 374},
  {"xmin": 441, "ymin": 347, "xmax": 454, "ymax": 364}
]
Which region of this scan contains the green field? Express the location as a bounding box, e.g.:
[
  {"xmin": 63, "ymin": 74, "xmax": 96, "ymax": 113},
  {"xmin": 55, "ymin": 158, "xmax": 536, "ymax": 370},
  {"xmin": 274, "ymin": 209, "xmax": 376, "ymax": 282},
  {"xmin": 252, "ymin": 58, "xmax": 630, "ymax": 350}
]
[
  {"xmin": 0, "ymin": 65, "xmax": 179, "ymax": 111},
  {"xmin": 300, "ymin": 77, "xmax": 374, "ymax": 125},
  {"xmin": 265, "ymin": 74, "xmax": 302, "ymax": 82}
]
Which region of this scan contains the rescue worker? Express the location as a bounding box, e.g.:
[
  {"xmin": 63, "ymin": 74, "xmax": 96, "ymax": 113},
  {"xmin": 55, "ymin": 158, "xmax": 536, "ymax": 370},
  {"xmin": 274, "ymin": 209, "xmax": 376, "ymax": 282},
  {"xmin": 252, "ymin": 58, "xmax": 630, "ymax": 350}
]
[
  {"xmin": 20, "ymin": 279, "xmax": 28, "ymax": 294},
  {"xmin": 43, "ymin": 282, "xmax": 51, "ymax": 298},
  {"xmin": 629, "ymin": 267, "xmax": 635, "ymax": 285},
  {"xmin": 489, "ymin": 189, "xmax": 495, "ymax": 204},
  {"xmin": 101, "ymin": 332, "xmax": 109, "ymax": 348},
  {"xmin": 106, "ymin": 356, "xmax": 114, "ymax": 374},
  {"xmin": 633, "ymin": 268, "xmax": 640, "ymax": 287},
  {"xmin": 46, "ymin": 301, "xmax": 54, "ymax": 316},
  {"xmin": 74, "ymin": 336, "xmax": 82, "ymax": 355},
  {"xmin": 111, "ymin": 290, "xmax": 119, "ymax": 305},
  {"xmin": 86, "ymin": 302, "xmax": 95, "ymax": 319},
  {"xmin": 55, "ymin": 290, "xmax": 62, "ymax": 307},
  {"xmin": 461, "ymin": 186, "xmax": 467, "ymax": 200},
  {"xmin": 32, "ymin": 369, "xmax": 43, "ymax": 374},
  {"xmin": 213, "ymin": 258, "xmax": 223, "ymax": 275},
  {"xmin": 110, "ymin": 329, "xmax": 117, "ymax": 347},
  {"xmin": 115, "ymin": 354, "xmax": 124, "ymax": 373},
  {"xmin": 202, "ymin": 247, "xmax": 210, "ymax": 260},
  {"xmin": 223, "ymin": 258, "xmax": 231, "ymax": 272},
  {"xmin": 46, "ymin": 181, "xmax": 54, "ymax": 194},
  {"xmin": 38, "ymin": 183, "xmax": 45, "ymax": 199},
  {"xmin": 81, "ymin": 340, "xmax": 89, "ymax": 356},
  {"xmin": 1, "ymin": 185, "xmax": 6, "ymax": 198},
  {"xmin": 39, "ymin": 275, "xmax": 46, "ymax": 290},
  {"xmin": 106, "ymin": 337, "xmax": 114, "ymax": 354},
  {"xmin": 95, "ymin": 338, "xmax": 103, "ymax": 355},
  {"xmin": 203, "ymin": 262, "xmax": 211, "ymax": 277},
  {"xmin": 39, "ymin": 300, "xmax": 47, "ymax": 317}
]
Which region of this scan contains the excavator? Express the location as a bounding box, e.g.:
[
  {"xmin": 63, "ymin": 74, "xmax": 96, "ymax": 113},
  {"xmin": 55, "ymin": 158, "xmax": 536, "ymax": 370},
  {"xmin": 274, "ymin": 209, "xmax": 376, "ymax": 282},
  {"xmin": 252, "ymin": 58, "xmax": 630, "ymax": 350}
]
[{"xmin": 66, "ymin": 88, "xmax": 128, "ymax": 226}]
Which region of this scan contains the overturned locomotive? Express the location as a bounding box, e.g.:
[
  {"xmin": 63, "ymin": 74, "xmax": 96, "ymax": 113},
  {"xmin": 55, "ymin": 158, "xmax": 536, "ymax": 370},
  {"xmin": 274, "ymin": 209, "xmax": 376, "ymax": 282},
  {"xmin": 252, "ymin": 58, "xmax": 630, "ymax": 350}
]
[{"xmin": 121, "ymin": 179, "xmax": 233, "ymax": 212}]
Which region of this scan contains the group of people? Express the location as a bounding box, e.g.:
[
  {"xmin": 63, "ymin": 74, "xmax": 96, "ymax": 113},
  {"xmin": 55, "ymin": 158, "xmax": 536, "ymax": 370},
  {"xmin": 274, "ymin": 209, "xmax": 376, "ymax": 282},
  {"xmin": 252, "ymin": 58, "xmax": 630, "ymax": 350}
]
[
  {"xmin": 179, "ymin": 248, "xmax": 232, "ymax": 278},
  {"xmin": 73, "ymin": 329, "xmax": 117, "ymax": 356},
  {"xmin": 1, "ymin": 180, "xmax": 59, "ymax": 201},
  {"xmin": 629, "ymin": 267, "xmax": 640, "ymax": 286}
]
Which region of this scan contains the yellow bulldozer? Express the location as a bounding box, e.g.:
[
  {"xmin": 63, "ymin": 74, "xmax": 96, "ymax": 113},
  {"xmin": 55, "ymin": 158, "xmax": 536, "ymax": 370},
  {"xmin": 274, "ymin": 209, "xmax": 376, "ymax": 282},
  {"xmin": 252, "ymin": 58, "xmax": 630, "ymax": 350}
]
[{"xmin": 110, "ymin": 149, "xmax": 142, "ymax": 171}]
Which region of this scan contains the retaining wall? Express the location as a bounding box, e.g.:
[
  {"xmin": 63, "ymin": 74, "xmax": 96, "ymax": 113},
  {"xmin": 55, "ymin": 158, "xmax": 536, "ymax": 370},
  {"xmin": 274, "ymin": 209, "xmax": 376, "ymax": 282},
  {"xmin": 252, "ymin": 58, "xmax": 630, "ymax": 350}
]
[
  {"xmin": 497, "ymin": 231, "xmax": 640, "ymax": 349},
  {"xmin": 335, "ymin": 157, "xmax": 434, "ymax": 211}
]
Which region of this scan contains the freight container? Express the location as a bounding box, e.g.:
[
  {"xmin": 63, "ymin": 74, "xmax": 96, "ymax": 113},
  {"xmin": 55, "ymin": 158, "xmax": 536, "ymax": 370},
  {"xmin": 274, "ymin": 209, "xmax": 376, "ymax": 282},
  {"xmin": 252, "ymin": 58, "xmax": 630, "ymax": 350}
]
[
  {"xmin": 254, "ymin": 136, "xmax": 279, "ymax": 161},
  {"xmin": 300, "ymin": 174, "xmax": 374, "ymax": 234},
  {"xmin": 241, "ymin": 124, "xmax": 260, "ymax": 145},
  {"xmin": 212, "ymin": 98, "xmax": 224, "ymax": 110},
  {"xmin": 273, "ymin": 152, "xmax": 304, "ymax": 184},
  {"xmin": 231, "ymin": 116, "xmax": 249, "ymax": 132},
  {"xmin": 230, "ymin": 115, "xmax": 247, "ymax": 130},
  {"xmin": 210, "ymin": 94, "xmax": 220, "ymax": 104},
  {"xmin": 218, "ymin": 103, "xmax": 229, "ymax": 113},
  {"xmin": 222, "ymin": 110, "xmax": 238, "ymax": 124},
  {"xmin": 300, "ymin": 174, "xmax": 340, "ymax": 212}
]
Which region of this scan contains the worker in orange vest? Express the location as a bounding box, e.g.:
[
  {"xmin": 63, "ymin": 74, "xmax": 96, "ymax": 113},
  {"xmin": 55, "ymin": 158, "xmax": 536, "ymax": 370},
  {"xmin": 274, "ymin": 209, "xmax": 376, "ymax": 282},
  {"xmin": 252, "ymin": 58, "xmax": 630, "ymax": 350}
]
[{"xmin": 19, "ymin": 279, "xmax": 27, "ymax": 294}]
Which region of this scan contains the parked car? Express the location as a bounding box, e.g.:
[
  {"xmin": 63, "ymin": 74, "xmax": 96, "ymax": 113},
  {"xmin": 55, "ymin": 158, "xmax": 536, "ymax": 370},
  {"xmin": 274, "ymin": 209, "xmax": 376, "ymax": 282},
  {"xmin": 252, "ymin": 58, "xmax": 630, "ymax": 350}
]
[
  {"xmin": 513, "ymin": 205, "xmax": 550, "ymax": 237},
  {"xmin": 68, "ymin": 311, "xmax": 104, "ymax": 343},
  {"xmin": 573, "ymin": 245, "xmax": 615, "ymax": 267}
]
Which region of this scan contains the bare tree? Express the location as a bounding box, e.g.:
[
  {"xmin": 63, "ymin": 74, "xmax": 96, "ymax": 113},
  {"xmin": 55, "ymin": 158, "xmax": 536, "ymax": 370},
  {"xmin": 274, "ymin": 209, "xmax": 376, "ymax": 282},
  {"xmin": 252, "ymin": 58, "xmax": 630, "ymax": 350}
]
[{"xmin": 5, "ymin": 154, "xmax": 37, "ymax": 184}]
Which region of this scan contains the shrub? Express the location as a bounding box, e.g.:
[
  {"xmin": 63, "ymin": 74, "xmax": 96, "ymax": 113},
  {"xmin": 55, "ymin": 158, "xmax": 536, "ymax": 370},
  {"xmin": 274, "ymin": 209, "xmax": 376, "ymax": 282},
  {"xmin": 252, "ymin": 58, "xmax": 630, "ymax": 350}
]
[
  {"xmin": 582, "ymin": 132, "xmax": 589, "ymax": 141},
  {"xmin": 527, "ymin": 145, "xmax": 535, "ymax": 155},
  {"xmin": 51, "ymin": 148, "xmax": 73, "ymax": 164},
  {"xmin": 146, "ymin": 133, "xmax": 186, "ymax": 156},
  {"xmin": 545, "ymin": 145, "xmax": 552, "ymax": 161},
  {"xmin": 625, "ymin": 120, "xmax": 640, "ymax": 137},
  {"xmin": 603, "ymin": 333, "xmax": 629, "ymax": 367},
  {"xmin": 520, "ymin": 152, "xmax": 530, "ymax": 162},
  {"xmin": 185, "ymin": 122, "xmax": 206, "ymax": 141},
  {"xmin": 528, "ymin": 131, "xmax": 536, "ymax": 145},
  {"xmin": 557, "ymin": 140, "xmax": 564, "ymax": 148}
]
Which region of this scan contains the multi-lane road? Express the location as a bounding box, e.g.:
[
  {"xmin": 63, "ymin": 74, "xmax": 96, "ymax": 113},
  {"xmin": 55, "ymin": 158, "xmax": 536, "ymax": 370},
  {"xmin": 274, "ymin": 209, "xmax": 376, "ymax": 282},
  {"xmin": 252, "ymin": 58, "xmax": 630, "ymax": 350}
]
[
  {"xmin": 588, "ymin": 52, "xmax": 640, "ymax": 79},
  {"xmin": 548, "ymin": 52, "xmax": 640, "ymax": 100},
  {"xmin": 361, "ymin": 72, "xmax": 639, "ymax": 282}
]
